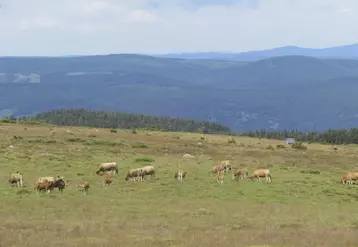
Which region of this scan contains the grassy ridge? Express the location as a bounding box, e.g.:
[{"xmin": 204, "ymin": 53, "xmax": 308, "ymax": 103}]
[{"xmin": 1, "ymin": 123, "xmax": 358, "ymax": 246}]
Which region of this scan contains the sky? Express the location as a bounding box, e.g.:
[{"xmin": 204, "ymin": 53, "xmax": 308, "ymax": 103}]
[{"xmin": 0, "ymin": 0, "xmax": 357, "ymax": 56}]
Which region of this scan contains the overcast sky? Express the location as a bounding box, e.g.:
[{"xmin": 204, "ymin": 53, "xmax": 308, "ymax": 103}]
[{"xmin": 0, "ymin": 0, "xmax": 357, "ymax": 56}]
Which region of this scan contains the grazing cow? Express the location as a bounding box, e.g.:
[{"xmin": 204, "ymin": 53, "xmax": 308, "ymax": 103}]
[
  {"xmin": 340, "ymin": 172, "xmax": 358, "ymax": 185},
  {"xmin": 52, "ymin": 178, "xmax": 67, "ymax": 193},
  {"xmin": 232, "ymin": 168, "xmax": 248, "ymax": 181},
  {"xmin": 220, "ymin": 160, "xmax": 232, "ymax": 173},
  {"xmin": 37, "ymin": 175, "xmax": 63, "ymax": 183},
  {"xmin": 216, "ymin": 173, "xmax": 224, "ymax": 184},
  {"xmin": 249, "ymin": 168, "xmax": 272, "ymax": 183},
  {"xmin": 141, "ymin": 165, "xmax": 155, "ymax": 180},
  {"xmin": 212, "ymin": 164, "xmax": 225, "ymax": 174},
  {"xmin": 34, "ymin": 180, "xmax": 54, "ymax": 194},
  {"xmin": 8, "ymin": 171, "xmax": 24, "ymax": 187},
  {"xmin": 125, "ymin": 168, "xmax": 144, "ymax": 182},
  {"xmin": 103, "ymin": 177, "xmax": 113, "ymax": 185},
  {"xmin": 174, "ymin": 169, "xmax": 186, "ymax": 182},
  {"xmin": 77, "ymin": 182, "xmax": 90, "ymax": 195},
  {"xmin": 96, "ymin": 162, "xmax": 118, "ymax": 175}
]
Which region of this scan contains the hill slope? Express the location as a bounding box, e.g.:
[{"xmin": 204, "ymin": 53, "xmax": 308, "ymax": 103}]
[
  {"xmin": 2, "ymin": 123, "xmax": 358, "ymax": 246},
  {"xmin": 155, "ymin": 43, "xmax": 358, "ymax": 61},
  {"xmin": 1, "ymin": 54, "xmax": 358, "ymax": 131}
]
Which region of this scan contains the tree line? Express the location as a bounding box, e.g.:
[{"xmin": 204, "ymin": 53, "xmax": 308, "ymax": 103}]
[
  {"xmin": 3, "ymin": 109, "xmax": 358, "ymax": 145},
  {"xmin": 238, "ymin": 129, "xmax": 358, "ymax": 145},
  {"xmin": 27, "ymin": 108, "xmax": 231, "ymax": 134}
]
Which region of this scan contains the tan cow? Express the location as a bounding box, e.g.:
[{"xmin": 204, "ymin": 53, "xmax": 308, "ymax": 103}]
[
  {"xmin": 174, "ymin": 169, "xmax": 186, "ymax": 182},
  {"xmin": 340, "ymin": 172, "xmax": 358, "ymax": 185},
  {"xmin": 8, "ymin": 171, "xmax": 24, "ymax": 187},
  {"xmin": 77, "ymin": 182, "xmax": 90, "ymax": 195},
  {"xmin": 141, "ymin": 165, "xmax": 155, "ymax": 180},
  {"xmin": 96, "ymin": 162, "xmax": 118, "ymax": 175},
  {"xmin": 249, "ymin": 168, "xmax": 272, "ymax": 183},
  {"xmin": 212, "ymin": 164, "xmax": 225, "ymax": 174},
  {"xmin": 220, "ymin": 160, "xmax": 232, "ymax": 173},
  {"xmin": 125, "ymin": 168, "xmax": 144, "ymax": 182},
  {"xmin": 37, "ymin": 175, "xmax": 63, "ymax": 183},
  {"xmin": 232, "ymin": 168, "xmax": 248, "ymax": 181},
  {"xmin": 216, "ymin": 173, "xmax": 224, "ymax": 184}
]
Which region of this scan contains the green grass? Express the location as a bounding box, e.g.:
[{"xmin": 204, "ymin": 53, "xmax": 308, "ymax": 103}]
[{"xmin": 1, "ymin": 123, "xmax": 358, "ymax": 246}]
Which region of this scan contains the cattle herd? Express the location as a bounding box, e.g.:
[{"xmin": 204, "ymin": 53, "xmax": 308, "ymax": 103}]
[{"xmin": 7, "ymin": 159, "xmax": 354, "ymax": 195}]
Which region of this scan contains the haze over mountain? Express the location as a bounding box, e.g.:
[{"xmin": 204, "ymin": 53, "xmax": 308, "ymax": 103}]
[
  {"xmin": 1, "ymin": 52, "xmax": 358, "ymax": 132},
  {"xmin": 155, "ymin": 43, "xmax": 358, "ymax": 61}
]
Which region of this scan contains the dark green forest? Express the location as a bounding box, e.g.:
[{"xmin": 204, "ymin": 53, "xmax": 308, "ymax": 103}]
[
  {"xmin": 31, "ymin": 108, "xmax": 231, "ymax": 134},
  {"xmin": 239, "ymin": 129, "xmax": 358, "ymax": 145}
]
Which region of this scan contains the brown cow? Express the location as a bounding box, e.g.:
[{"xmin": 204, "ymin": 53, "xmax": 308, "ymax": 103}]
[
  {"xmin": 249, "ymin": 168, "xmax": 272, "ymax": 183},
  {"xmin": 34, "ymin": 180, "xmax": 54, "ymax": 194},
  {"xmin": 77, "ymin": 182, "xmax": 90, "ymax": 195},
  {"xmin": 103, "ymin": 177, "xmax": 113, "ymax": 185},
  {"xmin": 174, "ymin": 169, "xmax": 186, "ymax": 182},
  {"xmin": 232, "ymin": 168, "xmax": 248, "ymax": 181},
  {"xmin": 8, "ymin": 171, "xmax": 24, "ymax": 187},
  {"xmin": 96, "ymin": 162, "xmax": 118, "ymax": 175}
]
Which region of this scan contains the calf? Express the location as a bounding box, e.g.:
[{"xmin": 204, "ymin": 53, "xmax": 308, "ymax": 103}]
[
  {"xmin": 216, "ymin": 173, "xmax": 224, "ymax": 184},
  {"xmin": 174, "ymin": 169, "xmax": 186, "ymax": 182},
  {"xmin": 232, "ymin": 168, "xmax": 248, "ymax": 181},
  {"xmin": 9, "ymin": 171, "xmax": 24, "ymax": 187},
  {"xmin": 103, "ymin": 177, "xmax": 113, "ymax": 186},
  {"xmin": 77, "ymin": 182, "xmax": 90, "ymax": 195},
  {"xmin": 249, "ymin": 168, "xmax": 272, "ymax": 183}
]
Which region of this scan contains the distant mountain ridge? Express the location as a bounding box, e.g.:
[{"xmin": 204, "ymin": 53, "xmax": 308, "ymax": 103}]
[
  {"xmin": 154, "ymin": 43, "xmax": 358, "ymax": 61},
  {"xmin": 1, "ymin": 53, "xmax": 358, "ymax": 131}
]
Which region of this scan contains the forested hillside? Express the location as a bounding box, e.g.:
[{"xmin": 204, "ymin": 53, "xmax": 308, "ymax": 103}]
[
  {"xmin": 1, "ymin": 54, "xmax": 358, "ymax": 131},
  {"xmin": 32, "ymin": 109, "xmax": 231, "ymax": 134}
]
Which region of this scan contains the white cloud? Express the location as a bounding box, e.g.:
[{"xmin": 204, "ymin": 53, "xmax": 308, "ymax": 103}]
[{"xmin": 0, "ymin": 0, "xmax": 357, "ymax": 55}]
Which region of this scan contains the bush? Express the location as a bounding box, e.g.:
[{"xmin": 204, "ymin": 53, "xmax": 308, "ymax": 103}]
[
  {"xmin": 276, "ymin": 144, "xmax": 286, "ymax": 149},
  {"xmin": 135, "ymin": 157, "xmax": 154, "ymax": 163},
  {"xmin": 266, "ymin": 145, "xmax": 275, "ymax": 150},
  {"xmin": 228, "ymin": 137, "xmax": 236, "ymax": 144},
  {"xmin": 292, "ymin": 142, "xmax": 307, "ymax": 150},
  {"xmin": 131, "ymin": 142, "xmax": 148, "ymax": 148}
]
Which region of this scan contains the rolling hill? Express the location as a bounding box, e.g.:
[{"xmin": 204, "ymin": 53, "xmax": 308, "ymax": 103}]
[
  {"xmin": 155, "ymin": 43, "xmax": 358, "ymax": 61},
  {"xmin": 1, "ymin": 53, "xmax": 358, "ymax": 131}
]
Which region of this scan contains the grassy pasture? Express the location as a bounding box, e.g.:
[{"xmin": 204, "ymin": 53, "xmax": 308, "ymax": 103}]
[{"xmin": 1, "ymin": 123, "xmax": 358, "ymax": 246}]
